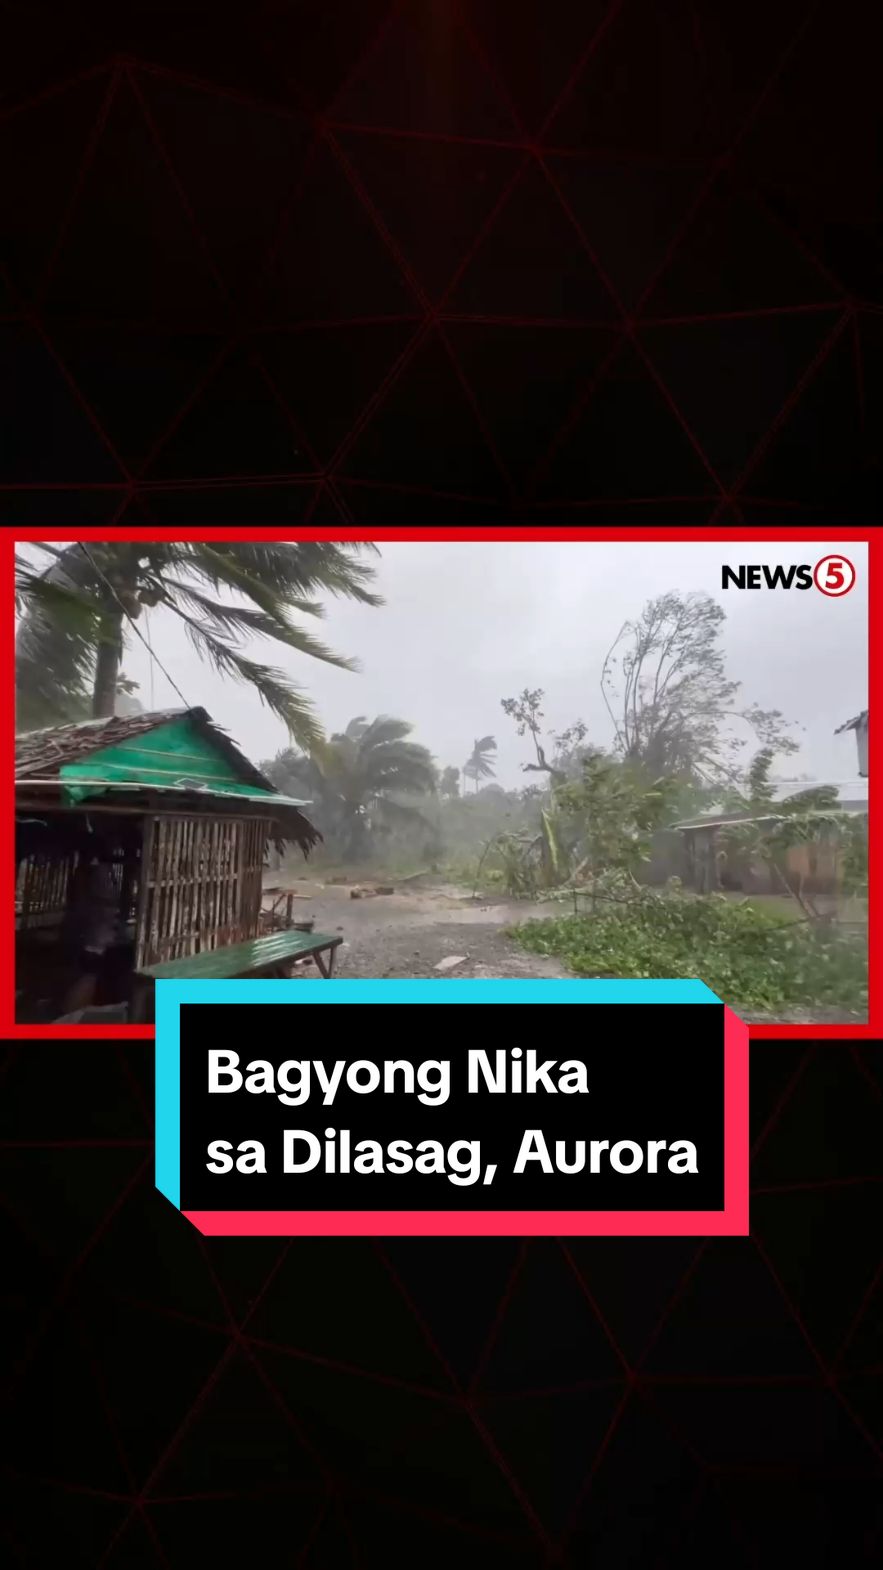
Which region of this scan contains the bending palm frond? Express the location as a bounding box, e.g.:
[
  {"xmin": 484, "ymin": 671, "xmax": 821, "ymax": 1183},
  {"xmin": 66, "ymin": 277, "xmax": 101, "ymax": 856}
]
[
  {"xmin": 172, "ymin": 610, "xmax": 326, "ymax": 750},
  {"xmin": 162, "ymin": 582, "xmax": 360, "ymax": 671},
  {"xmin": 15, "ymin": 540, "xmax": 380, "ymax": 743},
  {"xmin": 262, "ymin": 714, "xmax": 437, "ymax": 858}
]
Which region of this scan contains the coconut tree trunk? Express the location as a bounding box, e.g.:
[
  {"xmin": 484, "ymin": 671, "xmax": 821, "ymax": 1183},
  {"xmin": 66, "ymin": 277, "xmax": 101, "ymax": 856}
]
[{"xmin": 92, "ymin": 615, "xmax": 124, "ymax": 717}]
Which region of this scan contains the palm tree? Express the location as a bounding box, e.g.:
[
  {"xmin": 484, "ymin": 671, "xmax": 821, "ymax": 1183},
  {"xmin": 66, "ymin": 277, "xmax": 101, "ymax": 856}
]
[
  {"xmin": 439, "ymin": 765, "xmax": 461, "ymax": 800},
  {"xmin": 463, "ymin": 735, "xmax": 497, "ymax": 793},
  {"xmin": 15, "ymin": 540, "xmax": 382, "ymax": 747},
  {"xmin": 264, "ymin": 715, "xmax": 437, "ymax": 860}
]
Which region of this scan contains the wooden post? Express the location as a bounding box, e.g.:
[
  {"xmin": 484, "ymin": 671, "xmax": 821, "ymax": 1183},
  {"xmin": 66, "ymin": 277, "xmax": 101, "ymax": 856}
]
[
  {"xmin": 708, "ymin": 828, "xmax": 720, "ymax": 892},
  {"xmin": 134, "ymin": 816, "xmax": 155, "ymax": 971}
]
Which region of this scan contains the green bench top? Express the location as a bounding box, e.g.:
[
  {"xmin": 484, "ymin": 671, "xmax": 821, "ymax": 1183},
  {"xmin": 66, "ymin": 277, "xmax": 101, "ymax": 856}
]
[{"xmin": 137, "ymin": 928, "xmax": 343, "ymax": 982}]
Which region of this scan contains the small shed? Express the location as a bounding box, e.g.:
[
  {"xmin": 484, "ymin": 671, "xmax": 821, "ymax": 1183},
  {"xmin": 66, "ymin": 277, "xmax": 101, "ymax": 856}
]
[
  {"xmin": 672, "ymin": 788, "xmax": 867, "ymax": 897},
  {"xmin": 15, "ymin": 707, "xmax": 320, "ymax": 1020},
  {"xmin": 835, "ymin": 711, "xmax": 868, "ymax": 777}
]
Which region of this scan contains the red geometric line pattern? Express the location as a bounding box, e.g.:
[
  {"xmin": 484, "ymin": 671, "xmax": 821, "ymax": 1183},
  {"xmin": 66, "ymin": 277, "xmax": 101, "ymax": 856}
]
[
  {"xmin": 1, "ymin": 0, "xmax": 879, "ymax": 526},
  {"xmin": 1, "ymin": 1040, "xmax": 881, "ymax": 1564}
]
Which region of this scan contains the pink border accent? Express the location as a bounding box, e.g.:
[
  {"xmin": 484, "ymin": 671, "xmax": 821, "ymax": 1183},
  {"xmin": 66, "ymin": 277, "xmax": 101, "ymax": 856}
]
[
  {"xmin": 5, "ymin": 528, "xmax": 873, "ymax": 1041},
  {"xmin": 183, "ymin": 1007, "xmax": 749, "ymax": 1237}
]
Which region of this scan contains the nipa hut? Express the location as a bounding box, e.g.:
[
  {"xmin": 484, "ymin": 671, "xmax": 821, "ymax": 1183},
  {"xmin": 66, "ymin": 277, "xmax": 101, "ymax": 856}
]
[
  {"xmin": 671, "ymin": 792, "xmax": 867, "ymax": 898},
  {"xmin": 15, "ymin": 707, "xmax": 320, "ymax": 1022}
]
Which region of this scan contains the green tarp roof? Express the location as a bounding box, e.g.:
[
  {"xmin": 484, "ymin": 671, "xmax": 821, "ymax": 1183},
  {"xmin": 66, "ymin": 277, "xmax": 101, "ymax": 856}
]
[
  {"xmin": 58, "ymin": 717, "xmax": 270, "ymax": 804},
  {"xmin": 17, "ymin": 713, "xmax": 309, "ymax": 810}
]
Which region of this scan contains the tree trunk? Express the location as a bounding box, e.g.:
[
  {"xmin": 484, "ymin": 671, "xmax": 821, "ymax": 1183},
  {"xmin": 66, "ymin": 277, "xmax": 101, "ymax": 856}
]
[
  {"xmin": 345, "ymin": 812, "xmax": 367, "ymax": 862},
  {"xmin": 92, "ymin": 615, "xmax": 123, "ymax": 717}
]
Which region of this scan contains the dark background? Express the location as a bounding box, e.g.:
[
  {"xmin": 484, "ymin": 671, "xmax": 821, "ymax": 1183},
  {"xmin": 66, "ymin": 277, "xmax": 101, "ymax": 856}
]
[
  {"xmin": 1, "ymin": 1041, "xmax": 881, "ymax": 1564},
  {"xmin": 0, "ymin": 0, "xmax": 880, "ymax": 525},
  {"xmin": 2, "ymin": 0, "xmax": 882, "ymax": 1561},
  {"xmin": 178, "ymin": 1002, "xmax": 725, "ymax": 1211}
]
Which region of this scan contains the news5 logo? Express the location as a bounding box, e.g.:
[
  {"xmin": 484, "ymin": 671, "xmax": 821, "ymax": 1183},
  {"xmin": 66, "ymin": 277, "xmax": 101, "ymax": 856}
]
[{"xmin": 722, "ymin": 556, "xmax": 856, "ymax": 597}]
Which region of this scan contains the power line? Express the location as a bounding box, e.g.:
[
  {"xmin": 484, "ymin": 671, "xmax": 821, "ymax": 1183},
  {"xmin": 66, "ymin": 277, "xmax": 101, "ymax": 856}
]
[
  {"xmin": 773, "ymin": 779, "xmax": 867, "ymax": 788},
  {"xmin": 76, "ymin": 543, "xmax": 192, "ymax": 712},
  {"xmin": 145, "ymin": 607, "xmax": 155, "ymax": 710}
]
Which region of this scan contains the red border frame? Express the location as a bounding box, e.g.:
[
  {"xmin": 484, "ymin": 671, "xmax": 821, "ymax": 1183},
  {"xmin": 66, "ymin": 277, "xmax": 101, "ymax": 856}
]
[{"xmin": 4, "ymin": 525, "xmax": 875, "ymax": 1040}]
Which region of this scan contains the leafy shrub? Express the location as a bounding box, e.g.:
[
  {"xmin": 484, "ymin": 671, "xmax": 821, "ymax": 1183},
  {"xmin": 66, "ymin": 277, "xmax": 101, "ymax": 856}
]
[{"xmin": 512, "ymin": 889, "xmax": 867, "ymax": 1016}]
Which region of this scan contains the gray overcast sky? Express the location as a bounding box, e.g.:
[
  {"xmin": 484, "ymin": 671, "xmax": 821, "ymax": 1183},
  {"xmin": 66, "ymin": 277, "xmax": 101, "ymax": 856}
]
[{"xmin": 28, "ymin": 540, "xmax": 869, "ymax": 787}]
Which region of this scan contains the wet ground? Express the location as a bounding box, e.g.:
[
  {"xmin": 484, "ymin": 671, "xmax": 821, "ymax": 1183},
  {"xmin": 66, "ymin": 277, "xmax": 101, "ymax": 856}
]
[
  {"xmin": 265, "ymin": 872, "xmax": 568, "ymax": 979},
  {"xmin": 265, "ymin": 871, "xmax": 865, "ymax": 1021}
]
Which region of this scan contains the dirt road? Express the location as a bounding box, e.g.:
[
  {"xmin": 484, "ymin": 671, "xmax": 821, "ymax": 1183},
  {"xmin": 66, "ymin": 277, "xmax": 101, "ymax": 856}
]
[
  {"xmin": 265, "ymin": 873, "xmax": 568, "ymax": 979},
  {"xmin": 264, "ymin": 872, "xmax": 862, "ymax": 1022}
]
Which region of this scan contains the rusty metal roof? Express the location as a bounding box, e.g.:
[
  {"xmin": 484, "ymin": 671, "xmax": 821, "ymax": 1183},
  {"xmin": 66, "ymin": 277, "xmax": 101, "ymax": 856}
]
[{"xmin": 835, "ymin": 711, "xmax": 869, "ymax": 735}]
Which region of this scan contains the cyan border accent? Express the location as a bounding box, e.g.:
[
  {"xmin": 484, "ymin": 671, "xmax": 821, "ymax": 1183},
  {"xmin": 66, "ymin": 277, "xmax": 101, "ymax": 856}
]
[
  {"xmin": 157, "ymin": 976, "xmax": 719, "ymax": 1009},
  {"xmin": 154, "ymin": 977, "xmax": 721, "ymax": 1210},
  {"xmin": 155, "ymin": 983, "xmax": 181, "ymax": 1209}
]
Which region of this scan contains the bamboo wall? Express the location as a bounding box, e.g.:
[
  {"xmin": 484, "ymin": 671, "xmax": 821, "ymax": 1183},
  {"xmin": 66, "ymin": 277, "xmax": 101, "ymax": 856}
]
[
  {"xmin": 16, "ymin": 849, "xmax": 128, "ymax": 931},
  {"xmin": 16, "ymin": 850, "xmax": 77, "ymax": 930},
  {"xmin": 135, "ymin": 813, "xmax": 270, "ymax": 967}
]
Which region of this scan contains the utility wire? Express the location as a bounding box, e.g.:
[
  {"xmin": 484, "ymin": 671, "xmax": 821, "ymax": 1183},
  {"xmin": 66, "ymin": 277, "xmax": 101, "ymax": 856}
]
[
  {"xmin": 145, "ymin": 607, "xmax": 155, "ymax": 710},
  {"xmin": 76, "ymin": 542, "xmax": 192, "ymax": 712}
]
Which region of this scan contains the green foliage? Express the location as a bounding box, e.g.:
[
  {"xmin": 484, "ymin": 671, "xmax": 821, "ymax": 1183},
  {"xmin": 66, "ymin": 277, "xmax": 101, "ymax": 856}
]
[
  {"xmin": 501, "ymin": 689, "xmax": 545, "ymax": 744},
  {"xmin": 501, "ymin": 688, "xmax": 587, "ymax": 782},
  {"xmin": 600, "ymin": 591, "xmax": 798, "ymax": 788},
  {"xmin": 466, "ymin": 794, "xmax": 574, "ymax": 899},
  {"xmin": 487, "ymin": 832, "xmax": 543, "ymax": 897},
  {"xmin": 556, "ymin": 754, "xmax": 681, "ymax": 879},
  {"xmin": 840, "ymin": 818, "xmax": 870, "ymax": 899},
  {"xmin": 744, "ymin": 746, "xmax": 777, "ymax": 808},
  {"xmin": 540, "ymin": 807, "xmax": 562, "ymax": 881},
  {"xmin": 16, "ymin": 540, "xmax": 380, "ymax": 742},
  {"xmin": 549, "ymin": 721, "xmax": 592, "ymax": 776},
  {"xmin": 719, "ymin": 747, "xmax": 868, "ymax": 914},
  {"xmin": 513, "ymin": 888, "xmax": 867, "ymax": 1017},
  {"xmin": 722, "ymin": 747, "xmax": 839, "ymax": 819}
]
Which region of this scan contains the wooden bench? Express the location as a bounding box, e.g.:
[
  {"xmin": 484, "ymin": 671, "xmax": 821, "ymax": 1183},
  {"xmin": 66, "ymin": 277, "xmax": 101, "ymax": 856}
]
[{"xmin": 131, "ymin": 928, "xmax": 343, "ymax": 1021}]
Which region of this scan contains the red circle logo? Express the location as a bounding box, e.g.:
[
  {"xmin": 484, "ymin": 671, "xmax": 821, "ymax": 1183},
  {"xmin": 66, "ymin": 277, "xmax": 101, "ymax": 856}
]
[{"xmin": 813, "ymin": 555, "xmax": 856, "ymax": 596}]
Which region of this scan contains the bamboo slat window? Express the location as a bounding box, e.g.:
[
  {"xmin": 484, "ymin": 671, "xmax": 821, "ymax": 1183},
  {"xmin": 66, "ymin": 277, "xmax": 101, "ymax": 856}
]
[
  {"xmin": 16, "ymin": 850, "xmax": 78, "ymax": 930},
  {"xmin": 136, "ymin": 813, "xmax": 270, "ymax": 967},
  {"xmin": 17, "ymin": 846, "xmax": 131, "ymax": 933}
]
